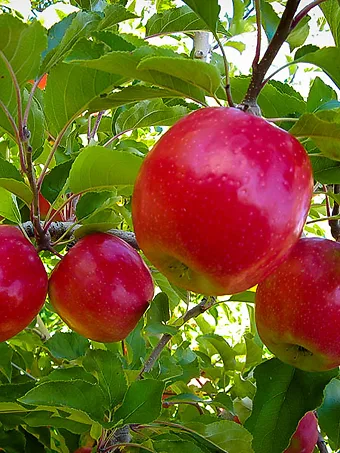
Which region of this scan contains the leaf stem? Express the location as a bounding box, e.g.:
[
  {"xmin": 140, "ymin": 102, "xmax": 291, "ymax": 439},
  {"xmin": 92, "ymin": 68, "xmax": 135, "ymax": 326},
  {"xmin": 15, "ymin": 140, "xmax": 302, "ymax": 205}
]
[
  {"xmin": 307, "ymin": 214, "xmax": 340, "ymax": 224},
  {"xmin": 11, "ymin": 362, "xmax": 38, "ymax": 381},
  {"xmin": 23, "ymin": 75, "xmax": 45, "ymax": 128},
  {"xmin": 252, "ymin": 0, "xmax": 262, "ymax": 70},
  {"xmin": 290, "ymin": 0, "xmax": 327, "ymax": 31},
  {"xmin": 104, "ymin": 129, "xmax": 132, "ymax": 148},
  {"xmin": 215, "ymin": 35, "xmax": 234, "ymax": 107},
  {"xmin": 88, "ymin": 110, "xmax": 105, "ymax": 143},
  {"xmin": 0, "ymin": 50, "xmax": 23, "ymax": 139}
]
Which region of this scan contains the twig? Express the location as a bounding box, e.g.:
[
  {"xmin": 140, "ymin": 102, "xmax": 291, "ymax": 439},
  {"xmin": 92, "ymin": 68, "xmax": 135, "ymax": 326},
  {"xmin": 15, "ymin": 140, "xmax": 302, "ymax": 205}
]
[
  {"xmin": 252, "ymin": 0, "xmax": 262, "ymax": 70},
  {"xmin": 104, "ymin": 129, "xmax": 132, "ymax": 148},
  {"xmin": 0, "ymin": 50, "xmax": 23, "ymax": 139},
  {"xmin": 162, "ymin": 399, "xmax": 204, "ymax": 415},
  {"xmin": 137, "ymin": 297, "xmax": 217, "ymax": 379},
  {"xmin": 266, "ymin": 117, "xmax": 298, "ymax": 123},
  {"xmin": 241, "ymin": 0, "xmax": 301, "ymax": 110},
  {"xmin": 23, "ymin": 75, "xmax": 45, "ymax": 127},
  {"xmin": 290, "ymin": 0, "xmax": 327, "ymax": 31},
  {"xmin": 11, "ymin": 362, "xmax": 38, "ymax": 381},
  {"xmin": 88, "ymin": 110, "xmax": 105, "ymax": 143},
  {"xmin": 215, "ymin": 36, "xmax": 234, "ymax": 107},
  {"xmin": 307, "ymin": 214, "xmax": 340, "ymax": 224},
  {"xmin": 317, "ymin": 431, "xmax": 329, "ymax": 453}
]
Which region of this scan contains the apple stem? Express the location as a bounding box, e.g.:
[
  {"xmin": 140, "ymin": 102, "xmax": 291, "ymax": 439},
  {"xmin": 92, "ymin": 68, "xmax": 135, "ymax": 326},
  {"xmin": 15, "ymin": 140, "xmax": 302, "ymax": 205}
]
[
  {"xmin": 240, "ymin": 0, "xmax": 300, "ymax": 111},
  {"xmin": 137, "ymin": 297, "xmax": 217, "ymax": 379},
  {"xmin": 317, "ymin": 431, "xmax": 329, "ymax": 453}
]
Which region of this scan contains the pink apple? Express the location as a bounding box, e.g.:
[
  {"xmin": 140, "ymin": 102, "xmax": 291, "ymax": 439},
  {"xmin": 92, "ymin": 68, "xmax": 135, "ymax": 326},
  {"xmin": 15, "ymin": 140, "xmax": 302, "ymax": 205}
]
[
  {"xmin": 48, "ymin": 233, "xmax": 154, "ymax": 342},
  {"xmin": 132, "ymin": 107, "xmax": 312, "ymax": 296},
  {"xmin": 0, "ymin": 225, "xmax": 48, "ymax": 341},
  {"xmin": 256, "ymin": 237, "xmax": 340, "ymax": 371},
  {"xmin": 284, "ymin": 411, "xmax": 318, "ymax": 453}
]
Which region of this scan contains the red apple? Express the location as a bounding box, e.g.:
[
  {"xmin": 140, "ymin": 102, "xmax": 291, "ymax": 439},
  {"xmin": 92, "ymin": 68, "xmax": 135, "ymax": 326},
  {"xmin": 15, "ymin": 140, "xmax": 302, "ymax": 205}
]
[
  {"xmin": 284, "ymin": 411, "xmax": 318, "ymax": 453},
  {"xmin": 132, "ymin": 107, "xmax": 312, "ymax": 296},
  {"xmin": 255, "ymin": 237, "xmax": 340, "ymax": 371},
  {"xmin": 39, "ymin": 193, "xmax": 62, "ymax": 221},
  {"xmin": 0, "ymin": 225, "xmax": 48, "ymax": 342},
  {"xmin": 73, "ymin": 448, "xmax": 92, "ymax": 453},
  {"xmin": 48, "ymin": 233, "xmax": 154, "ymax": 342}
]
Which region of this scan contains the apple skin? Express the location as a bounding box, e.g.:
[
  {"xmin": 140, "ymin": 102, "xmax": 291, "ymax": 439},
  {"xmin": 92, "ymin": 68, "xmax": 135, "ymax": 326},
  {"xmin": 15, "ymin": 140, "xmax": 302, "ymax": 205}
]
[
  {"xmin": 39, "ymin": 193, "xmax": 62, "ymax": 221},
  {"xmin": 49, "ymin": 233, "xmax": 154, "ymax": 342},
  {"xmin": 255, "ymin": 237, "xmax": 340, "ymax": 371},
  {"xmin": 284, "ymin": 412, "xmax": 318, "ymax": 453},
  {"xmin": 0, "ymin": 225, "xmax": 48, "ymax": 342},
  {"xmin": 132, "ymin": 107, "xmax": 312, "ymax": 296}
]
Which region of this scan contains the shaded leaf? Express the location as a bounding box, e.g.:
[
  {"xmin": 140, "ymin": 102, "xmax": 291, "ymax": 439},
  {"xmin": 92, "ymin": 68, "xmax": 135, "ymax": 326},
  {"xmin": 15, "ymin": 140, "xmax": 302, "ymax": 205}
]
[
  {"xmin": 114, "ymin": 379, "xmax": 165, "ymax": 424},
  {"xmin": 245, "ymin": 358, "xmax": 338, "ymax": 453},
  {"xmin": 45, "ymin": 332, "xmax": 90, "ymax": 361},
  {"xmin": 197, "ymin": 334, "xmax": 236, "ymax": 371},
  {"xmin": 68, "ymin": 145, "xmax": 142, "ymax": 194},
  {"xmin": 311, "ymin": 156, "xmax": 340, "ymax": 184},
  {"xmin": 318, "ymin": 378, "xmax": 340, "ymax": 448},
  {"xmin": 116, "ymin": 99, "xmax": 188, "ymax": 133},
  {"xmin": 19, "ymin": 380, "xmax": 107, "ymax": 423},
  {"xmin": 0, "ymin": 343, "xmax": 13, "ymax": 382},
  {"xmin": 83, "ymin": 349, "xmax": 127, "ymax": 409},
  {"xmin": 41, "ymin": 160, "xmax": 73, "ymax": 204}
]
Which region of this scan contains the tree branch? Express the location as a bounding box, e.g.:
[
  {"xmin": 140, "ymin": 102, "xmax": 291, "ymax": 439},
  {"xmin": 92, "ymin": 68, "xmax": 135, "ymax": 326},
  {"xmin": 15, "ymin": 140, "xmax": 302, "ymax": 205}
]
[
  {"xmin": 241, "ymin": 0, "xmax": 301, "ymax": 110},
  {"xmin": 317, "ymin": 431, "xmax": 329, "ymax": 453},
  {"xmin": 290, "ymin": 0, "xmax": 327, "ymax": 31}
]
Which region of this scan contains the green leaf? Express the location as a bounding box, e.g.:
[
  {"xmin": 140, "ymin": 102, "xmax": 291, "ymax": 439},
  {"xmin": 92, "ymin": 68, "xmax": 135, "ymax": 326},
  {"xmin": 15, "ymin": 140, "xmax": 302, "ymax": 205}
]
[
  {"xmin": 68, "ymin": 146, "xmax": 143, "ymax": 194},
  {"xmin": 307, "ymin": 77, "xmax": 338, "ymax": 113},
  {"xmin": 229, "ymin": 291, "xmax": 255, "ymax": 303},
  {"xmin": 0, "ymin": 382, "xmax": 34, "ymax": 412},
  {"xmin": 297, "ymin": 47, "xmax": 340, "ymax": 89},
  {"xmin": 148, "ymin": 292, "xmax": 170, "ymax": 324},
  {"xmin": 45, "ymin": 332, "xmax": 90, "ymax": 361},
  {"xmin": 77, "ymin": 49, "xmax": 207, "ymax": 104},
  {"xmin": 44, "ymin": 62, "xmax": 126, "ymax": 136},
  {"xmin": 146, "ymin": 5, "xmax": 227, "ymax": 37},
  {"xmin": 287, "ymin": 15, "xmax": 310, "ymax": 51},
  {"xmin": 318, "ymin": 378, "xmax": 340, "ymax": 448},
  {"xmin": 97, "ymin": 4, "xmax": 138, "ymax": 30},
  {"xmin": 137, "ymin": 57, "xmax": 221, "ymax": 97},
  {"xmin": 245, "ymin": 358, "xmax": 338, "ymax": 453},
  {"xmin": 260, "ymin": 0, "xmax": 279, "ymax": 41},
  {"xmin": 197, "ymin": 334, "xmax": 236, "ymax": 371},
  {"xmin": 0, "ymin": 158, "xmax": 32, "ymax": 205},
  {"xmin": 0, "ymin": 343, "xmax": 13, "ymax": 382},
  {"xmin": 125, "ymin": 318, "xmax": 147, "ymax": 369},
  {"xmin": 244, "ymin": 333, "xmax": 263, "ymax": 369},
  {"xmin": 116, "ymin": 99, "xmax": 188, "ymax": 133},
  {"xmin": 93, "ymin": 31, "xmax": 135, "ymax": 52},
  {"xmin": 83, "ymin": 349, "xmax": 127, "ymax": 409},
  {"xmin": 0, "ymin": 16, "xmax": 47, "ymax": 134},
  {"xmin": 23, "ymin": 410, "xmax": 89, "ymax": 435},
  {"xmin": 191, "ymin": 420, "xmax": 254, "ymax": 453},
  {"xmin": 88, "ymin": 85, "xmax": 179, "ymax": 112},
  {"xmin": 114, "ymin": 379, "xmax": 165, "ymax": 424},
  {"xmin": 154, "ymin": 439, "xmax": 205, "ymax": 453},
  {"xmin": 290, "ymin": 110, "xmax": 340, "ymax": 161},
  {"xmin": 75, "ymin": 191, "xmax": 119, "ymax": 221},
  {"xmin": 19, "ymin": 380, "xmax": 107, "ymax": 424},
  {"xmin": 45, "ymin": 367, "xmax": 97, "ymax": 384},
  {"xmin": 182, "ymin": 0, "xmax": 220, "ymax": 34},
  {"xmin": 0, "ymin": 187, "xmax": 21, "ymax": 222},
  {"xmin": 0, "ymin": 429, "xmax": 26, "ymax": 453},
  {"xmin": 320, "ymin": 0, "xmax": 340, "ymax": 47},
  {"xmin": 42, "ymin": 11, "xmax": 100, "ymax": 72},
  {"xmin": 41, "ymin": 161, "xmax": 73, "ymax": 204},
  {"xmin": 311, "ymin": 156, "xmax": 340, "ymax": 184}
]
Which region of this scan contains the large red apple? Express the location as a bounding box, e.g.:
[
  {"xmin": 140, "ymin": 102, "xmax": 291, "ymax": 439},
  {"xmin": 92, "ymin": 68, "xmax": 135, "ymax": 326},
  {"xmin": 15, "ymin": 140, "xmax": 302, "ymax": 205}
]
[
  {"xmin": 48, "ymin": 233, "xmax": 154, "ymax": 342},
  {"xmin": 0, "ymin": 225, "xmax": 48, "ymax": 342},
  {"xmin": 132, "ymin": 107, "xmax": 312, "ymax": 295},
  {"xmin": 256, "ymin": 237, "xmax": 340, "ymax": 371},
  {"xmin": 284, "ymin": 411, "xmax": 318, "ymax": 453}
]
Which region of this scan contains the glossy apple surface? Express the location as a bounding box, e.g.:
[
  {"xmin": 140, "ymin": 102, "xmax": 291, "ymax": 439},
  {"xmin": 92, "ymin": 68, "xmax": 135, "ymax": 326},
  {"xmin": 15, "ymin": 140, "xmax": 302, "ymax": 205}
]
[
  {"xmin": 49, "ymin": 233, "xmax": 154, "ymax": 342},
  {"xmin": 0, "ymin": 225, "xmax": 48, "ymax": 342},
  {"xmin": 39, "ymin": 193, "xmax": 62, "ymax": 221},
  {"xmin": 284, "ymin": 411, "xmax": 318, "ymax": 453},
  {"xmin": 256, "ymin": 237, "xmax": 340, "ymax": 371},
  {"xmin": 132, "ymin": 107, "xmax": 312, "ymax": 296}
]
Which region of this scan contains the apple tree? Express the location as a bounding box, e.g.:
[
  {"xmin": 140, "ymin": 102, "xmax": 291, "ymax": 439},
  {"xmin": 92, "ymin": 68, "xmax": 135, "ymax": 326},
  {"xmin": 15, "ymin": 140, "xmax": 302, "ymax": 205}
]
[{"xmin": 0, "ymin": 0, "xmax": 339, "ymax": 452}]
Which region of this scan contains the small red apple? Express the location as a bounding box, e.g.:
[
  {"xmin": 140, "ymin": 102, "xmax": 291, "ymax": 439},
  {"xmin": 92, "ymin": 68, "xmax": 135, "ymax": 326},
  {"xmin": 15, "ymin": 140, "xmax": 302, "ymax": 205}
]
[
  {"xmin": 39, "ymin": 193, "xmax": 62, "ymax": 221},
  {"xmin": 73, "ymin": 448, "xmax": 92, "ymax": 453},
  {"xmin": 255, "ymin": 237, "xmax": 340, "ymax": 371},
  {"xmin": 132, "ymin": 107, "xmax": 312, "ymax": 296},
  {"xmin": 48, "ymin": 233, "xmax": 154, "ymax": 342},
  {"xmin": 284, "ymin": 411, "xmax": 318, "ymax": 453},
  {"xmin": 0, "ymin": 225, "xmax": 48, "ymax": 342}
]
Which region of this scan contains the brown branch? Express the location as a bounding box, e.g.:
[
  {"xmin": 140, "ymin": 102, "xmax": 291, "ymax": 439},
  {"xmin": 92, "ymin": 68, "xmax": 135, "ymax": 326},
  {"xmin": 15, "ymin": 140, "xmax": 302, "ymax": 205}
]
[
  {"xmin": 317, "ymin": 431, "xmax": 329, "ymax": 453},
  {"xmin": 241, "ymin": 0, "xmax": 301, "ymax": 110},
  {"xmin": 290, "ymin": 0, "xmax": 327, "ymax": 31}
]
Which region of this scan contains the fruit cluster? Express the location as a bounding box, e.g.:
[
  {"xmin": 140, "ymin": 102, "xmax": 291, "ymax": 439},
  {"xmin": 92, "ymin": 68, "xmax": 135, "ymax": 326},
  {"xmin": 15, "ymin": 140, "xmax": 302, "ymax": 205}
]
[{"xmin": 1, "ymin": 107, "xmax": 339, "ymax": 377}]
